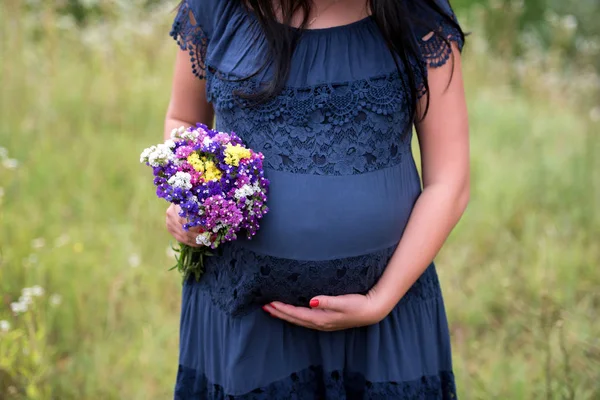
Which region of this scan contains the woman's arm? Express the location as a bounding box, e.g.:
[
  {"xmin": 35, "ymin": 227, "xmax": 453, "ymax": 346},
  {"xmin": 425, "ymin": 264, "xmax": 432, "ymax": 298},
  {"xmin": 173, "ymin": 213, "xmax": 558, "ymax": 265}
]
[
  {"xmin": 369, "ymin": 44, "xmax": 470, "ymax": 314},
  {"xmin": 265, "ymin": 44, "xmax": 469, "ymax": 330},
  {"xmin": 163, "ymin": 50, "xmax": 214, "ymax": 140},
  {"xmin": 164, "ymin": 50, "xmax": 215, "ymax": 247}
]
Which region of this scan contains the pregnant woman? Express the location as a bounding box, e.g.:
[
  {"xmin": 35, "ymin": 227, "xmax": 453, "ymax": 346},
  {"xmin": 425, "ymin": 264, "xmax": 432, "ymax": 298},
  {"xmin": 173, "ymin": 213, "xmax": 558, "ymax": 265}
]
[{"xmin": 164, "ymin": 0, "xmax": 469, "ymax": 398}]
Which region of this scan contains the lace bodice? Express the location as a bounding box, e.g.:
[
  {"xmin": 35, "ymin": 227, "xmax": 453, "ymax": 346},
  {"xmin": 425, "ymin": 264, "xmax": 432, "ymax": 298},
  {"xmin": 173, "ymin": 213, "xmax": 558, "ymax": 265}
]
[{"xmin": 171, "ymin": 0, "xmax": 464, "ymax": 176}]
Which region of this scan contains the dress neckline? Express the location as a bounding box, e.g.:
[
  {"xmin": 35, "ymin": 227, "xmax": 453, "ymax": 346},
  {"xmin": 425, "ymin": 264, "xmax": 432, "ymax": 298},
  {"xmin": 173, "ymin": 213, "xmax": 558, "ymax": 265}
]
[{"xmin": 241, "ymin": 4, "xmax": 374, "ymax": 35}]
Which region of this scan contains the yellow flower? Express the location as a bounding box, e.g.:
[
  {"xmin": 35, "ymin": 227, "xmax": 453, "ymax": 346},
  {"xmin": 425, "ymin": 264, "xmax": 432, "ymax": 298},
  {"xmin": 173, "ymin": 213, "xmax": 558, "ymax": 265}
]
[
  {"xmin": 203, "ymin": 160, "xmax": 222, "ymax": 181},
  {"xmin": 187, "ymin": 153, "xmax": 205, "ymax": 173},
  {"xmin": 224, "ymin": 144, "xmax": 251, "ymax": 167},
  {"xmin": 187, "ymin": 152, "xmax": 222, "ymax": 181}
]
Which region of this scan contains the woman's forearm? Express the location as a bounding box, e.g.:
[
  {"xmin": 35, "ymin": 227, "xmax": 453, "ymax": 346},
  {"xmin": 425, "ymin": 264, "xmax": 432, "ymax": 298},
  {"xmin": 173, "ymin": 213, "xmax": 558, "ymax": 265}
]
[{"xmin": 371, "ymin": 182, "xmax": 469, "ymax": 315}]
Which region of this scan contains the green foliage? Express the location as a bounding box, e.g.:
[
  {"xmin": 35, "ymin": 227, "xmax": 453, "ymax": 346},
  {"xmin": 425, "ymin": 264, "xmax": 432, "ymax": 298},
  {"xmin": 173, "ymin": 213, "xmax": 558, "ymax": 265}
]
[
  {"xmin": 1, "ymin": 2, "xmax": 599, "ymax": 399},
  {"xmin": 456, "ymin": 0, "xmax": 600, "ymax": 74}
]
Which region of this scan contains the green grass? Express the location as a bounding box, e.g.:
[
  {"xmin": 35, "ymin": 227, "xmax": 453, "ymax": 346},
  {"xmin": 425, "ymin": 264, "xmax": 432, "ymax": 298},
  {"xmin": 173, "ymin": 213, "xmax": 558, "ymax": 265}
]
[{"xmin": 1, "ymin": 4, "xmax": 599, "ymax": 399}]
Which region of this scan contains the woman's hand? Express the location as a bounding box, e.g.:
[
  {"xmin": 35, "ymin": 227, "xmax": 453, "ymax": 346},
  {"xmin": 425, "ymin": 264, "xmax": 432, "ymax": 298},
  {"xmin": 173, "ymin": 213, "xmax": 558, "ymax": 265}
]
[
  {"xmin": 262, "ymin": 291, "xmax": 391, "ymax": 331},
  {"xmin": 165, "ymin": 204, "xmax": 203, "ymax": 247}
]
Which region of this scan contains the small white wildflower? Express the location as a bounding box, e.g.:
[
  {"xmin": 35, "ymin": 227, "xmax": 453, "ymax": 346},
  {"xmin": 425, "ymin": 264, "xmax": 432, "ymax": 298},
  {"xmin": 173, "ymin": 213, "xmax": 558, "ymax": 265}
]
[
  {"xmin": 171, "ymin": 126, "xmax": 187, "ymax": 139},
  {"xmin": 164, "ymin": 139, "xmax": 176, "ymax": 148},
  {"xmin": 54, "ymin": 234, "xmax": 70, "ymax": 248},
  {"xmin": 49, "ymin": 294, "xmax": 62, "ymax": 306},
  {"xmin": 31, "ymin": 237, "xmax": 46, "ymax": 249},
  {"xmin": 140, "ymin": 144, "xmax": 174, "ymax": 167},
  {"xmin": 234, "ymin": 184, "xmax": 254, "ymax": 200},
  {"xmin": 22, "ymin": 288, "xmax": 34, "ymax": 298},
  {"xmin": 11, "ymin": 301, "xmax": 28, "ymax": 314},
  {"xmin": 0, "ymin": 146, "xmax": 7, "ymax": 159},
  {"xmin": 168, "ymin": 171, "xmax": 193, "ymax": 190},
  {"xmin": 0, "ymin": 320, "xmax": 10, "ymax": 332},
  {"xmin": 2, "ymin": 158, "xmax": 18, "ymax": 169},
  {"xmin": 139, "ymin": 146, "xmax": 152, "ymax": 163},
  {"xmin": 30, "ymin": 285, "xmax": 45, "ymax": 297},
  {"xmin": 196, "ymin": 232, "xmax": 212, "ymax": 247},
  {"xmin": 19, "ymin": 294, "xmax": 33, "ymax": 307},
  {"xmin": 128, "ymin": 253, "xmax": 141, "ymax": 268},
  {"xmin": 180, "ymin": 129, "xmax": 200, "ymax": 141},
  {"xmin": 562, "ymin": 15, "xmax": 578, "ymax": 31}
]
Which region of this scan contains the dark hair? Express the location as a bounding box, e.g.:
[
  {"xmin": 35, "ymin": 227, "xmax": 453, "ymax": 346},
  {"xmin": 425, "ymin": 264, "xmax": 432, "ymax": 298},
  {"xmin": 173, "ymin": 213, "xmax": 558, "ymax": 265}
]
[{"xmin": 239, "ymin": 0, "xmax": 464, "ymax": 121}]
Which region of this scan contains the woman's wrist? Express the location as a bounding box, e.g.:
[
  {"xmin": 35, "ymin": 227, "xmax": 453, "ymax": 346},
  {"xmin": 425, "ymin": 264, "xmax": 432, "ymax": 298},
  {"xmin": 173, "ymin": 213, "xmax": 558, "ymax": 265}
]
[{"xmin": 367, "ymin": 283, "xmax": 403, "ymax": 322}]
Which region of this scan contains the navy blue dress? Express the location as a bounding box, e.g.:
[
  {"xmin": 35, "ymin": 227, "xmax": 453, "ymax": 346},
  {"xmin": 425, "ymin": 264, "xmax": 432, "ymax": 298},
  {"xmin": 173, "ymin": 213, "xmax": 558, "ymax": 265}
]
[{"xmin": 170, "ymin": 0, "xmax": 464, "ymax": 398}]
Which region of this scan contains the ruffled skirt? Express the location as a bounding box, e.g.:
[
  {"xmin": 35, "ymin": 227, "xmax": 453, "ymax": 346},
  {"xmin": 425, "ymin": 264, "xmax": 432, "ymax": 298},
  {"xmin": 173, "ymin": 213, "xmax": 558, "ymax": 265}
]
[{"xmin": 174, "ymin": 244, "xmax": 456, "ymax": 399}]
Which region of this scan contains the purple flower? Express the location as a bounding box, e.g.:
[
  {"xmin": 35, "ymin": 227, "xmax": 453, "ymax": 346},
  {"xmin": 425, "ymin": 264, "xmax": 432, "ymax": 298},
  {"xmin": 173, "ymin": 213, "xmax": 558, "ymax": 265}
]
[{"xmin": 175, "ymin": 145, "xmax": 194, "ymax": 159}]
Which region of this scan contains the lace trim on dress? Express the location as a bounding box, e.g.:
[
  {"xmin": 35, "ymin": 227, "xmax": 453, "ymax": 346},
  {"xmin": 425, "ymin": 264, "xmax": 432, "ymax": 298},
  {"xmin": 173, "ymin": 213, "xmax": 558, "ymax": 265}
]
[
  {"xmin": 419, "ymin": 16, "xmax": 464, "ymax": 68},
  {"xmin": 207, "ymin": 70, "xmax": 413, "ymax": 175},
  {"xmin": 170, "ymin": 0, "xmax": 209, "ymax": 80},
  {"xmin": 175, "ymin": 365, "xmax": 457, "ymax": 399},
  {"xmin": 416, "ymin": 15, "xmax": 465, "ymax": 97},
  {"xmin": 192, "ymin": 244, "xmax": 441, "ymax": 316}
]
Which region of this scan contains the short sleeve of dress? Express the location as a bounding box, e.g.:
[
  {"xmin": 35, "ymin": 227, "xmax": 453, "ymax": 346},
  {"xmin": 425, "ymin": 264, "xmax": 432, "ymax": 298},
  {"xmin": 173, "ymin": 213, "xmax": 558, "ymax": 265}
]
[
  {"xmin": 169, "ymin": 0, "xmax": 212, "ymax": 79},
  {"xmin": 409, "ymin": 0, "xmax": 465, "ymax": 69}
]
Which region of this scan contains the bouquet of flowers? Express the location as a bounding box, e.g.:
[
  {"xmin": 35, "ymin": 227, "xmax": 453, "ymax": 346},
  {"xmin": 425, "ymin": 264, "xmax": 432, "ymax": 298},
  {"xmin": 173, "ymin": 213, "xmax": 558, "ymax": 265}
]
[{"xmin": 140, "ymin": 123, "xmax": 269, "ymax": 281}]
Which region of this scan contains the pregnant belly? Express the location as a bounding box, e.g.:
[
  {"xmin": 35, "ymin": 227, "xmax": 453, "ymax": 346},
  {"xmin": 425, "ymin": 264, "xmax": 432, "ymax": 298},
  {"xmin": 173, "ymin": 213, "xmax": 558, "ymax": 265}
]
[
  {"xmin": 197, "ymin": 162, "xmax": 423, "ymax": 315},
  {"xmin": 239, "ymin": 163, "xmax": 422, "ymax": 260}
]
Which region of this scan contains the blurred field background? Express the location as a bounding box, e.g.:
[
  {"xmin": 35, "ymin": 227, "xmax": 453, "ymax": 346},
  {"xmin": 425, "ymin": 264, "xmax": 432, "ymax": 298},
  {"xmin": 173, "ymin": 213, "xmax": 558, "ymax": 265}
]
[{"xmin": 1, "ymin": 0, "xmax": 599, "ymax": 398}]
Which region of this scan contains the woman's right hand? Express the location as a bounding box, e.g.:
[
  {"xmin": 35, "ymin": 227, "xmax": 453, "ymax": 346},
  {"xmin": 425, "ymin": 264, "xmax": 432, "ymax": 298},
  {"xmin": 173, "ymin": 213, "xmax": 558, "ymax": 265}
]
[{"xmin": 166, "ymin": 204, "xmax": 203, "ymax": 247}]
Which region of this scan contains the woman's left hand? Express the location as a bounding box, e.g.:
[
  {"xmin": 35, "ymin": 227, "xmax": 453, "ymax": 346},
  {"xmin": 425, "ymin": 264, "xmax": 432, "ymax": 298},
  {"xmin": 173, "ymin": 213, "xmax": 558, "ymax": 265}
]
[{"xmin": 263, "ymin": 292, "xmax": 389, "ymax": 331}]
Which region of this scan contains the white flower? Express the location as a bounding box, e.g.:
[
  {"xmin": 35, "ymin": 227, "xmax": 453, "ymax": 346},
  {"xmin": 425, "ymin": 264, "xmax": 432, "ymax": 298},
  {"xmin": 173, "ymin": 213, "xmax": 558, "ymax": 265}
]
[
  {"xmin": 30, "ymin": 285, "xmax": 45, "ymax": 297},
  {"xmin": 140, "ymin": 143, "xmax": 174, "ymax": 167},
  {"xmin": 54, "ymin": 234, "xmax": 70, "ymax": 248},
  {"xmin": 167, "ymin": 171, "xmax": 193, "ymax": 190},
  {"xmin": 234, "ymin": 183, "xmax": 262, "ymax": 200},
  {"xmin": 11, "ymin": 302, "xmax": 28, "ymax": 314},
  {"xmin": 562, "ymin": 15, "xmax": 578, "ymax": 31},
  {"xmin": 19, "ymin": 294, "xmax": 33, "ymax": 307},
  {"xmin": 49, "ymin": 294, "xmax": 62, "ymax": 306},
  {"xmin": 0, "ymin": 146, "xmax": 7, "ymax": 159},
  {"xmin": 22, "ymin": 288, "xmax": 34, "ymax": 298},
  {"xmin": 196, "ymin": 232, "xmax": 212, "ymax": 247},
  {"xmin": 140, "ymin": 146, "xmax": 153, "ymax": 163},
  {"xmin": 164, "ymin": 139, "xmax": 176, "ymax": 148},
  {"xmin": 2, "ymin": 158, "xmax": 18, "ymax": 169},
  {"xmin": 179, "ymin": 128, "xmax": 201, "ymax": 141},
  {"xmin": 0, "ymin": 320, "xmax": 10, "ymax": 332},
  {"xmin": 170, "ymin": 126, "xmax": 187, "ymax": 139},
  {"xmin": 31, "ymin": 237, "xmax": 45, "ymax": 249},
  {"xmin": 128, "ymin": 253, "xmax": 141, "ymax": 268},
  {"xmin": 234, "ymin": 184, "xmax": 253, "ymax": 200}
]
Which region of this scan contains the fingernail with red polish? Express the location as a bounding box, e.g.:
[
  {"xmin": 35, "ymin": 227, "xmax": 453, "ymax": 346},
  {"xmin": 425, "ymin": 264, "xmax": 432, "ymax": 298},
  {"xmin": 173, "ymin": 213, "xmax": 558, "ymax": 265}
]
[
  {"xmin": 270, "ymin": 303, "xmax": 277, "ymax": 310},
  {"xmin": 262, "ymin": 306, "xmax": 271, "ymax": 315},
  {"xmin": 309, "ymin": 299, "xmax": 319, "ymax": 308}
]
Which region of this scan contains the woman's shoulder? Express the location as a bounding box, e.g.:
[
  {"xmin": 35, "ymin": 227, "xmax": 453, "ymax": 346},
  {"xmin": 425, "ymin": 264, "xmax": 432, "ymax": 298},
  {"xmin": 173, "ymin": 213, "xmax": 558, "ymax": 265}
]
[{"xmin": 170, "ymin": 0, "xmax": 236, "ymax": 42}]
